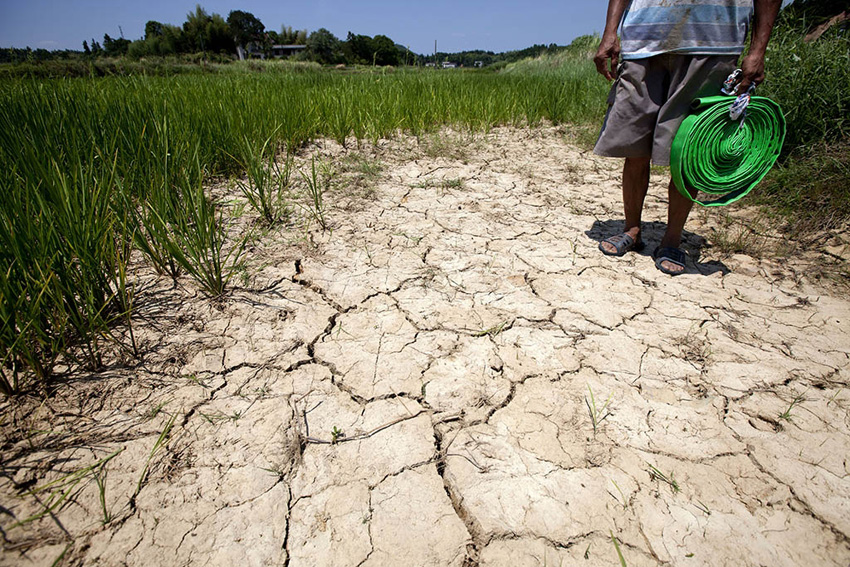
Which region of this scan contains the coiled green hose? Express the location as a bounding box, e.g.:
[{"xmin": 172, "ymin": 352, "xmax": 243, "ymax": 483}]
[{"xmin": 670, "ymin": 95, "xmax": 785, "ymax": 207}]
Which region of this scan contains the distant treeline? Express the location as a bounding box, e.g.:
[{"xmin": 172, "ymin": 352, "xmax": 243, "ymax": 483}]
[
  {"xmin": 0, "ymin": 4, "xmax": 570, "ymax": 68},
  {"xmin": 421, "ymin": 44, "xmax": 569, "ymax": 69}
]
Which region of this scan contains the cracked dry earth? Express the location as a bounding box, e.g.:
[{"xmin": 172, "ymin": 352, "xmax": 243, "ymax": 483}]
[{"xmin": 3, "ymin": 126, "xmax": 850, "ymax": 567}]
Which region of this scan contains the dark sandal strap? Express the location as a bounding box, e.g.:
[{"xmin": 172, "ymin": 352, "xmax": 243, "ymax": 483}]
[
  {"xmin": 653, "ymin": 246, "xmax": 685, "ymax": 265},
  {"xmin": 600, "ymin": 233, "xmax": 643, "ymax": 256}
]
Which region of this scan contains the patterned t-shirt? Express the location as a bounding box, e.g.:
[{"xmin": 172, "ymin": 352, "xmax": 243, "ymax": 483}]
[{"xmin": 620, "ymin": 0, "xmax": 754, "ymax": 59}]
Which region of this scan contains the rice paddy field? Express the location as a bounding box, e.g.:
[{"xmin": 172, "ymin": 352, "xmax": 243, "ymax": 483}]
[
  {"xmin": 3, "ymin": 21, "xmax": 848, "ymax": 396},
  {"xmin": 2, "ymin": 27, "xmax": 849, "ymax": 567},
  {"xmin": 0, "ymin": 61, "xmax": 610, "ymax": 396}
]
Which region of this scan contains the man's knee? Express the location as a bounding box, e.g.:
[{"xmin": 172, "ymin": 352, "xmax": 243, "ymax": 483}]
[{"xmin": 624, "ymin": 156, "xmax": 651, "ymax": 171}]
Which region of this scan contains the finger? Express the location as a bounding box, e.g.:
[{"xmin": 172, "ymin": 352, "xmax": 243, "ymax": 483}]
[
  {"xmin": 594, "ymin": 56, "xmax": 607, "ymax": 75},
  {"xmin": 595, "ymin": 58, "xmax": 613, "ymax": 80}
]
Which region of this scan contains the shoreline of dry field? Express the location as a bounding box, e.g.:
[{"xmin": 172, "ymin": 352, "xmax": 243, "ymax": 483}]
[{"xmin": 2, "ymin": 126, "xmax": 849, "ymax": 567}]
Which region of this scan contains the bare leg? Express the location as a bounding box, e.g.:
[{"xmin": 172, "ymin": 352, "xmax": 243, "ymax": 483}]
[
  {"xmin": 657, "ymin": 179, "xmax": 695, "ymax": 273},
  {"xmin": 600, "ymin": 156, "xmax": 651, "ymax": 254}
]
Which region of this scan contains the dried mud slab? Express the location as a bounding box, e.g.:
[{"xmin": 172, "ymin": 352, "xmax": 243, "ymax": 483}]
[{"xmin": 2, "ymin": 126, "xmax": 849, "ymax": 566}]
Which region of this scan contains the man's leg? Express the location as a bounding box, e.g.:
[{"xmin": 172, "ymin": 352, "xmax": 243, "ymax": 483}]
[
  {"xmin": 600, "ymin": 156, "xmax": 651, "ymax": 254},
  {"xmin": 657, "ymin": 179, "xmax": 695, "ymax": 273}
]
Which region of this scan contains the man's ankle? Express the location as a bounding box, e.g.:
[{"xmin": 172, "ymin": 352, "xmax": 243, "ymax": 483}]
[
  {"xmin": 625, "ymin": 225, "xmax": 642, "ymax": 241},
  {"xmin": 659, "ymin": 235, "xmax": 682, "ymax": 249}
]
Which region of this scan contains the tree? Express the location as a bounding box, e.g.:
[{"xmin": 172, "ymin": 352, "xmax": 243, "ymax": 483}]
[
  {"xmin": 278, "ymin": 25, "xmax": 308, "ymax": 45},
  {"xmin": 227, "ymin": 10, "xmax": 265, "ymax": 59},
  {"xmin": 184, "ymin": 5, "xmax": 212, "ymax": 52},
  {"xmin": 306, "ymin": 28, "xmax": 342, "ymax": 64},
  {"xmin": 206, "ymin": 13, "xmax": 235, "ymax": 53},
  {"xmin": 371, "ymin": 35, "xmax": 399, "ymax": 66},
  {"xmin": 83, "ymin": 40, "xmax": 90, "ymax": 55},
  {"xmin": 145, "ymin": 21, "xmax": 164, "ymax": 40},
  {"xmin": 103, "ymin": 34, "xmax": 130, "ymax": 57},
  {"xmin": 129, "ymin": 23, "xmax": 186, "ymax": 57},
  {"xmin": 345, "ymin": 32, "xmax": 373, "ymax": 64},
  {"xmin": 176, "ymin": 7, "xmax": 234, "ymax": 56}
]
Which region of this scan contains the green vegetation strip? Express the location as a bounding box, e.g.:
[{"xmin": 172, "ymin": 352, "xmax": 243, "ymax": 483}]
[{"xmin": 671, "ymin": 95, "xmax": 785, "ymax": 207}]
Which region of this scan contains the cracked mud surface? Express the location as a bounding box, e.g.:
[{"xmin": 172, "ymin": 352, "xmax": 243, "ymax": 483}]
[{"xmin": 3, "ymin": 126, "xmax": 850, "ymax": 566}]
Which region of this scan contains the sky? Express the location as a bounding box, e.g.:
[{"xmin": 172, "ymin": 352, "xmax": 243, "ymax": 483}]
[{"xmin": 0, "ymin": 0, "xmax": 609, "ymax": 55}]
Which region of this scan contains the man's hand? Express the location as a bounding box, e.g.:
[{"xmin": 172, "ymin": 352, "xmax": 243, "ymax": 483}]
[
  {"xmin": 737, "ymin": 52, "xmax": 766, "ymax": 93},
  {"xmin": 737, "ymin": 0, "xmax": 782, "ymax": 93},
  {"xmin": 594, "ymin": 34, "xmax": 621, "ymax": 81}
]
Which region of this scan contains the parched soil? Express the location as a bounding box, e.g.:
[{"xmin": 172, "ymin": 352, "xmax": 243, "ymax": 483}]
[{"xmin": 2, "ymin": 126, "xmax": 849, "ymax": 567}]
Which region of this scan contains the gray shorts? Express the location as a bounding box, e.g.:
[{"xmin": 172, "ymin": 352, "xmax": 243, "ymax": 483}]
[{"xmin": 593, "ymin": 54, "xmax": 738, "ymax": 166}]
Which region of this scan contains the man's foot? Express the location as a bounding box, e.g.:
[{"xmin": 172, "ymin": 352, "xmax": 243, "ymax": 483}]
[
  {"xmin": 599, "ymin": 233, "xmax": 645, "ymax": 256},
  {"xmin": 653, "ymin": 246, "xmax": 687, "ymax": 275}
]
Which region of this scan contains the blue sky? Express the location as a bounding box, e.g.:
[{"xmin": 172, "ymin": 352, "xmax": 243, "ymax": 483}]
[{"xmin": 0, "ymin": 1, "xmax": 608, "ymax": 54}]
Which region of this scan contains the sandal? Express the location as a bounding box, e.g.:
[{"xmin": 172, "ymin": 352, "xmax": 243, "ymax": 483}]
[
  {"xmin": 653, "ymin": 246, "xmax": 687, "ymax": 275},
  {"xmin": 599, "ymin": 233, "xmax": 645, "ymax": 257}
]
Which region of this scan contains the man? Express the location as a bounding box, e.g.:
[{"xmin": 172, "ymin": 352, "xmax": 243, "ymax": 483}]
[{"xmin": 593, "ymin": 0, "xmax": 781, "ymax": 275}]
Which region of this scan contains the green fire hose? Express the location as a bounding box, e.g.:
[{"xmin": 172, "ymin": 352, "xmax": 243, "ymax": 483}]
[{"xmin": 670, "ymin": 95, "xmax": 785, "ymax": 207}]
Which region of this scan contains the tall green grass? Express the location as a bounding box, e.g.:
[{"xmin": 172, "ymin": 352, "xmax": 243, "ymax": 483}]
[
  {"xmin": 751, "ymin": 22, "xmax": 850, "ymax": 238},
  {"xmin": 0, "ymin": 61, "xmax": 604, "ymax": 395},
  {"xmin": 760, "ymin": 26, "xmax": 849, "ymax": 153}
]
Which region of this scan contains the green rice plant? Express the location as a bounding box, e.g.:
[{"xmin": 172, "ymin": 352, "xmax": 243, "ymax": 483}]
[
  {"xmin": 585, "ymin": 384, "xmax": 613, "ymax": 435},
  {"xmin": 10, "ymin": 449, "xmax": 123, "ymax": 529},
  {"xmin": 648, "ymin": 464, "xmax": 680, "ymax": 493},
  {"xmin": 0, "ymin": 261, "xmax": 57, "ymax": 395},
  {"xmin": 50, "ymin": 544, "xmax": 72, "ymax": 567},
  {"xmin": 41, "ymin": 159, "xmax": 129, "ymax": 365},
  {"xmin": 778, "ymin": 390, "xmax": 807, "ymax": 422},
  {"xmin": 127, "ymin": 126, "xmax": 192, "ymax": 280},
  {"xmin": 132, "ymin": 187, "xmax": 183, "ymax": 280},
  {"xmin": 611, "ymin": 479, "xmax": 629, "ymax": 510},
  {"xmin": 300, "ymin": 157, "xmax": 330, "ymax": 232},
  {"xmin": 236, "ymin": 133, "xmax": 294, "ymax": 225},
  {"xmin": 135, "ymin": 412, "xmax": 178, "ymax": 498},
  {"xmin": 610, "ymin": 531, "xmax": 629, "ymax": 567},
  {"xmin": 473, "ymin": 321, "xmax": 509, "ymax": 338},
  {"xmin": 324, "ymin": 87, "xmax": 354, "ymax": 147},
  {"xmin": 169, "ymin": 175, "xmax": 246, "ymax": 297},
  {"xmin": 140, "ymin": 148, "xmax": 246, "ymax": 297},
  {"xmin": 0, "ymin": 138, "xmax": 135, "ymax": 387},
  {"xmin": 93, "ymin": 466, "xmax": 112, "ymax": 524}
]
